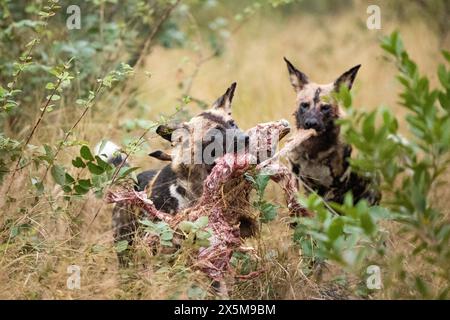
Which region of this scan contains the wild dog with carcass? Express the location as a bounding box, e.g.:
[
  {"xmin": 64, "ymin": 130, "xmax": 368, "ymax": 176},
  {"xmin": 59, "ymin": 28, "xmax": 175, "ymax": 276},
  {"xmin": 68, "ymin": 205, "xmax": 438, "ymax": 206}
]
[
  {"xmin": 106, "ymin": 116, "xmax": 315, "ymax": 296},
  {"xmin": 97, "ymin": 83, "xmax": 252, "ymax": 266}
]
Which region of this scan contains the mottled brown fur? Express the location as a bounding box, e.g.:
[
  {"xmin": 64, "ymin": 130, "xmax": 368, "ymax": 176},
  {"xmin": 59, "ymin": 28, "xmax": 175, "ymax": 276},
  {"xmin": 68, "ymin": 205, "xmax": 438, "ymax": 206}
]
[
  {"xmin": 111, "ymin": 83, "xmax": 248, "ymax": 265},
  {"xmin": 284, "ymin": 58, "xmax": 380, "ymax": 205}
]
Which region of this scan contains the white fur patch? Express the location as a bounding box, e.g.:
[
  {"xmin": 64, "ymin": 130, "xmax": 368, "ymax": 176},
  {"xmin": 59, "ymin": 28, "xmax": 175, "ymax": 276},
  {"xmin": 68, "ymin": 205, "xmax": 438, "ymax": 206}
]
[
  {"xmin": 169, "ymin": 184, "xmax": 189, "ymax": 210},
  {"xmin": 94, "ymin": 140, "xmax": 121, "ymax": 162}
]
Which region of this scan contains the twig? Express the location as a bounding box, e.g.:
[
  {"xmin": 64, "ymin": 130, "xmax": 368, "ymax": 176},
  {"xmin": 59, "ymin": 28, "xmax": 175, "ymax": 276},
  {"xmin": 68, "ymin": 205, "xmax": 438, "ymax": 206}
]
[
  {"xmin": 181, "ymin": 12, "xmax": 217, "ymax": 97},
  {"xmin": 178, "ymin": 6, "xmax": 253, "ymax": 103},
  {"xmin": 87, "ymin": 123, "xmax": 156, "ymax": 228},
  {"xmin": 112, "ymin": 0, "xmax": 181, "ymax": 114},
  {"xmin": 135, "ymin": 0, "xmax": 181, "ymax": 68},
  {"xmin": 5, "ymin": 77, "xmax": 63, "ymax": 196},
  {"xmin": 6, "ymin": 41, "xmax": 37, "ymax": 95},
  {"xmin": 41, "ymin": 82, "xmax": 104, "ymax": 182},
  {"xmin": 182, "ymin": 53, "xmax": 217, "ymax": 98},
  {"xmin": 1, "ymin": 1, "xmax": 60, "ymax": 112},
  {"xmin": 0, "ymin": 162, "xmax": 31, "ymax": 173}
]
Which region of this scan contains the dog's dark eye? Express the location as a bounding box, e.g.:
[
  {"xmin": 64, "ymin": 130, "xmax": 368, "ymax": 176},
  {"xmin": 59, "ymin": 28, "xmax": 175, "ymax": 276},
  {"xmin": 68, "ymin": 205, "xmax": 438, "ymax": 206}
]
[
  {"xmin": 227, "ymin": 120, "xmax": 237, "ymax": 128},
  {"xmin": 299, "ymin": 102, "xmax": 310, "ymax": 111},
  {"xmin": 321, "ymin": 104, "xmax": 332, "ymax": 112}
]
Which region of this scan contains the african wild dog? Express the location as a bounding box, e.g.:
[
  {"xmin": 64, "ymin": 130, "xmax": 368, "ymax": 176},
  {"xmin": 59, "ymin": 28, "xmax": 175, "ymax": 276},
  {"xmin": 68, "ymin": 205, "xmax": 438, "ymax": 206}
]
[
  {"xmin": 283, "ymin": 57, "xmax": 380, "ymax": 205},
  {"xmin": 97, "ymin": 82, "xmax": 249, "ymax": 265}
]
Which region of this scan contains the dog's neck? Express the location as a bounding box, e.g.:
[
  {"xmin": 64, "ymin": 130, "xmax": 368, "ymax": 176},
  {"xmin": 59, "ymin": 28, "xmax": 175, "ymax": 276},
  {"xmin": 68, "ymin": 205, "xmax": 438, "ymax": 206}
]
[{"xmin": 299, "ymin": 124, "xmax": 341, "ymax": 157}]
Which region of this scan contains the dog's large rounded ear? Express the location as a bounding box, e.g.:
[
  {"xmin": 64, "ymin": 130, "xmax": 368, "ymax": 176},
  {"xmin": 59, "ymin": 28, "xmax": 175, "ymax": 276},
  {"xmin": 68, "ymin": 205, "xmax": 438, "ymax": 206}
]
[
  {"xmin": 212, "ymin": 82, "xmax": 237, "ymax": 113},
  {"xmin": 284, "ymin": 57, "xmax": 309, "ymax": 92},
  {"xmin": 334, "ymin": 64, "xmax": 361, "ymax": 91},
  {"xmin": 156, "ymin": 124, "xmax": 175, "ymax": 142},
  {"xmin": 148, "ymin": 150, "xmax": 172, "ymax": 162}
]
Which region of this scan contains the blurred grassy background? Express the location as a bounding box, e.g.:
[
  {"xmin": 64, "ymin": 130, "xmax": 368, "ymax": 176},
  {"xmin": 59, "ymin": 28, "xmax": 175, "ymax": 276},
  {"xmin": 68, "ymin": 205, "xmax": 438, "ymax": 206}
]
[{"xmin": 117, "ymin": 0, "xmax": 448, "ymax": 167}]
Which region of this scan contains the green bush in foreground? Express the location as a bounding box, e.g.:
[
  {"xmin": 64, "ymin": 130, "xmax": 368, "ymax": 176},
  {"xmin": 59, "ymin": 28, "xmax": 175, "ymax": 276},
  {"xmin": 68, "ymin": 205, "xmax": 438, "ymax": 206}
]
[{"xmin": 293, "ymin": 32, "xmax": 450, "ymax": 299}]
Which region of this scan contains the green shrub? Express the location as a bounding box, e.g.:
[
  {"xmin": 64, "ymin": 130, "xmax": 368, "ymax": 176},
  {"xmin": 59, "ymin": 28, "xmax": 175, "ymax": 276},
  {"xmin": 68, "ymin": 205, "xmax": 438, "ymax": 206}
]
[{"xmin": 293, "ymin": 32, "xmax": 450, "ymax": 299}]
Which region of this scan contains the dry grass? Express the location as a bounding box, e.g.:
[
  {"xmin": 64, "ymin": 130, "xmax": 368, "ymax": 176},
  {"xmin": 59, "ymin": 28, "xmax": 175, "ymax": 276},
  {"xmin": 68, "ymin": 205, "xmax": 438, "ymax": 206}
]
[{"xmin": 0, "ymin": 2, "xmax": 448, "ymax": 299}]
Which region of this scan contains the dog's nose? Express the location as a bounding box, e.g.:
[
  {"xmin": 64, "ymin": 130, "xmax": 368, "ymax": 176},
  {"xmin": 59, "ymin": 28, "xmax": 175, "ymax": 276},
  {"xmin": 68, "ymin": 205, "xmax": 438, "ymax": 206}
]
[{"xmin": 304, "ymin": 119, "xmax": 319, "ymax": 130}]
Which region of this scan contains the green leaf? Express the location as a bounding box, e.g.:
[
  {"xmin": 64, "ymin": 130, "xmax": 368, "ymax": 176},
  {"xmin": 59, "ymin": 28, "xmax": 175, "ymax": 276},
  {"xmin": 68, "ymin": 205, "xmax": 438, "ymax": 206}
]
[
  {"xmin": 95, "ymin": 155, "xmax": 111, "ymax": 170},
  {"xmin": 360, "ymin": 212, "xmax": 375, "ymax": 235},
  {"xmin": 87, "ymin": 162, "xmax": 104, "ymax": 175},
  {"xmin": 91, "ymin": 245, "xmax": 105, "ymax": 253},
  {"xmin": 51, "ymin": 164, "xmax": 66, "ymax": 186},
  {"xmin": 74, "ymin": 184, "xmax": 89, "ymax": 195},
  {"xmin": 155, "ymin": 221, "xmax": 169, "ymax": 232},
  {"xmin": 415, "ymin": 277, "xmax": 430, "ymax": 298},
  {"xmin": 194, "ymin": 216, "xmax": 208, "ymax": 229},
  {"xmin": 254, "ymin": 174, "xmax": 271, "ymax": 194},
  {"xmin": 72, "ymin": 156, "xmax": 85, "ymax": 168},
  {"xmin": 437, "ymin": 64, "xmax": 448, "ymax": 88},
  {"xmin": 115, "ymin": 240, "xmax": 128, "ymax": 253},
  {"xmin": 45, "ymin": 82, "xmax": 55, "ymax": 90},
  {"xmin": 78, "ymin": 179, "xmax": 92, "ymax": 189},
  {"xmin": 140, "ymin": 219, "xmax": 155, "ymax": 227},
  {"xmin": 80, "ymin": 145, "xmax": 94, "ymax": 161},
  {"xmin": 161, "ymin": 240, "xmax": 173, "ymax": 247},
  {"xmin": 65, "ymin": 173, "xmax": 75, "ymax": 184},
  {"xmin": 308, "ymin": 230, "xmax": 329, "ymax": 242},
  {"xmin": 437, "ymin": 225, "xmax": 450, "ymax": 242},
  {"xmin": 337, "ymin": 86, "xmax": 352, "ymax": 109},
  {"xmin": 196, "ymin": 230, "xmax": 211, "ymax": 240},
  {"xmin": 442, "ymin": 50, "xmax": 450, "ymax": 63},
  {"xmin": 160, "ymin": 231, "xmax": 173, "ymax": 241},
  {"xmin": 187, "ymin": 286, "xmax": 206, "ymax": 300},
  {"xmin": 195, "ymin": 239, "xmax": 210, "ymax": 247},
  {"xmin": 10, "ymin": 226, "xmax": 19, "ymax": 238},
  {"xmin": 48, "ymin": 94, "xmax": 60, "ymax": 101},
  {"xmin": 260, "ymin": 201, "xmax": 278, "ymax": 223},
  {"xmin": 117, "ymin": 166, "xmax": 139, "ymax": 180},
  {"xmin": 362, "ymin": 111, "xmax": 376, "ymax": 142},
  {"xmin": 179, "ymin": 221, "xmax": 194, "ymax": 233},
  {"xmin": 43, "ymin": 144, "xmax": 54, "ymax": 162},
  {"xmin": 328, "ymin": 218, "xmax": 344, "ymax": 241}
]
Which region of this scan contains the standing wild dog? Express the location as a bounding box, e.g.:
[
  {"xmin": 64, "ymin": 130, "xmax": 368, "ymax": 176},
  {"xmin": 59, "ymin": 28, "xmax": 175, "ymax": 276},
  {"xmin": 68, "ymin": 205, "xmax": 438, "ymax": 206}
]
[
  {"xmin": 283, "ymin": 58, "xmax": 380, "ymax": 205},
  {"xmin": 98, "ymin": 82, "xmax": 249, "ymax": 265}
]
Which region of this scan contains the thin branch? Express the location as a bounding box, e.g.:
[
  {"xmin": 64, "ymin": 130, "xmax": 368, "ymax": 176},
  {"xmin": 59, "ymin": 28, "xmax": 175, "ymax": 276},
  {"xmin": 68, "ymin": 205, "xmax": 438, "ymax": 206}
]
[
  {"xmin": 134, "ymin": 0, "xmax": 181, "ymax": 68},
  {"xmin": 111, "ymin": 0, "xmax": 181, "ymax": 114},
  {"xmin": 182, "ymin": 53, "xmax": 216, "ymax": 98},
  {"xmin": 41, "ymin": 83, "xmax": 104, "ymax": 182},
  {"xmin": 87, "ymin": 124, "xmax": 155, "ymax": 229},
  {"xmin": 5, "ymin": 77, "xmax": 63, "ymax": 196}
]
